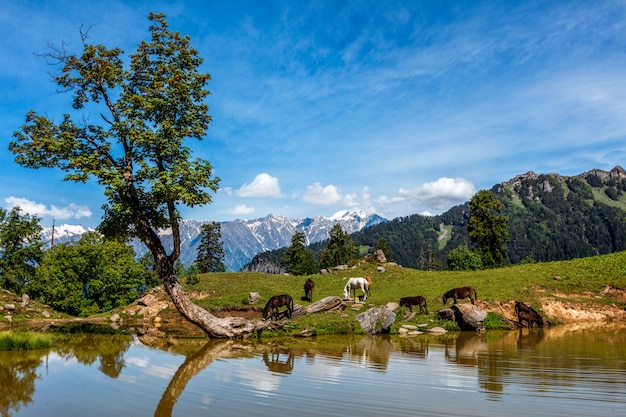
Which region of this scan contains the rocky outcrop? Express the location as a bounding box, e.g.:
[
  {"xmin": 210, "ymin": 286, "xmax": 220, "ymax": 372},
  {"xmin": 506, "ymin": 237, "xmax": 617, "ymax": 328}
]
[
  {"xmin": 451, "ymin": 304, "xmax": 487, "ymax": 331},
  {"xmin": 356, "ymin": 306, "xmax": 396, "ymax": 334}
]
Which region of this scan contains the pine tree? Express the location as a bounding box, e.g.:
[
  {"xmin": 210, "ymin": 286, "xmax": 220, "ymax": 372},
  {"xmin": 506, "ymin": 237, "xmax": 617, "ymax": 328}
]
[
  {"xmin": 195, "ymin": 222, "xmax": 226, "ymax": 273},
  {"xmin": 281, "ymin": 232, "xmax": 317, "ymax": 275},
  {"xmin": 319, "ymin": 224, "xmax": 356, "ymax": 269}
]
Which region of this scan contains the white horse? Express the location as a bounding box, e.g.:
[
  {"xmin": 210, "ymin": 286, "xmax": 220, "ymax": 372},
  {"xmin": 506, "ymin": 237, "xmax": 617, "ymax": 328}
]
[{"xmin": 343, "ymin": 276, "xmax": 371, "ymax": 301}]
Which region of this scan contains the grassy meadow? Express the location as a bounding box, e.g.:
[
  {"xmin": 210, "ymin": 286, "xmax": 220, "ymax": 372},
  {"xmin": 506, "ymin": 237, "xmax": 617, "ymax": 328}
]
[{"xmin": 180, "ymin": 250, "xmax": 626, "ymax": 335}]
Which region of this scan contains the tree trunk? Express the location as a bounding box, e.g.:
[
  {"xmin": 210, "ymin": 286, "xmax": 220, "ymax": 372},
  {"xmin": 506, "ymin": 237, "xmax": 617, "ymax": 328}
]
[{"xmin": 161, "ymin": 272, "xmax": 277, "ymax": 338}]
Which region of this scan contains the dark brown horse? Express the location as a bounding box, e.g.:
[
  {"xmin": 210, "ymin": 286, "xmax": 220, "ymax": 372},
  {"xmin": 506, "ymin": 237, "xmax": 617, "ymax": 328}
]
[
  {"xmin": 514, "ymin": 301, "xmax": 544, "ymax": 328},
  {"xmin": 399, "ymin": 296, "xmax": 428, "ymax": 314},
  {"xmin": 263, "ymin": 294, "xmax": 294, "ymax": 320},
  {"xmin": 303, "ymin": 278, "xmax": 315, "ymax": 302},
  {"xmin": 441, "ymin": 286, "xmax": 477, "ymax": 305}
]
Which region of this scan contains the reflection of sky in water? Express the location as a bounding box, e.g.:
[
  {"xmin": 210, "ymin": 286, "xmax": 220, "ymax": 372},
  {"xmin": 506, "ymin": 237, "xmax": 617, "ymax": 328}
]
[{"xmin": 7, "ymin": 327, "xmax": 626, "ymax": 417}]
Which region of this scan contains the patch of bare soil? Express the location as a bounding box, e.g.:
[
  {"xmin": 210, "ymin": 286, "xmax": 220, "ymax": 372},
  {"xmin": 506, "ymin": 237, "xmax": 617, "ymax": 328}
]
[
  {"xmin": 213, "ymin": 307, "xmax": 263, "ymax": 319},
  {"xmin": 478, "ymin": 284, "xmax": 626, "ymax": 325}
]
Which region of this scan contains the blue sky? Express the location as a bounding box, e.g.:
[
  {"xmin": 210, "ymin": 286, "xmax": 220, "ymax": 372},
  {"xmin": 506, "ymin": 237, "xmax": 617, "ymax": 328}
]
[{"xmin": 1, "ymin": 0, "xmax": 625, "ymax": 230}]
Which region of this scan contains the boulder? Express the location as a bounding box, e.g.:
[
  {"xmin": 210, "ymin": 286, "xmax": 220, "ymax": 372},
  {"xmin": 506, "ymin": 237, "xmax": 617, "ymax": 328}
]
[
  {"xmin": 356, "ymin": 306, "xmax": 396, "ymax": 334},
  {"xmin": 451, "ymin": 303, "xmax": 487, "ymax": 331},
  {"xmin": 437, "ymin": 308, "xmax": 455, "ymax": 321},
  {"xmin": 21, "ymin": 294, "xmax": 30, "ymax": 307},
  {"xmin": 248, "ymin": 292, "xmax": 261, "ymax": 304}
]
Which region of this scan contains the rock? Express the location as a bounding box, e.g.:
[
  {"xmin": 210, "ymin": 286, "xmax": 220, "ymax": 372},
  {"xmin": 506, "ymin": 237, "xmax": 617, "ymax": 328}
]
[
  {"xmin": 21, "ymin": 294, "xmax": 30, "ymax": 307},
  {"xmin": 370, "ymin": 249, "xmax": 387, "ymax": 263},
  {"xmin": 137, "ymin": 293, "xmax": 156, "ymax": 307},
  {"xmin": 42, "ymin": 310, "xmax": 51, "ymax": 318},
  {"xmin": 110, "ymin": 313, "xmax": 121, "ymax": 323},
  {"xmin": 248, "ymin": 292, "xmax": 261, "ymax": 304},
  {"xmin": 425, "ymin": 326, "xmax": 447, "ymax": 334},
  {"xmin": 377, "ymin": 266, "xmax": 385, "ymax": 273},
  {"xmin": 356, "ymin": 306, "xmax": 396, "ymax": 334},
  {"xmin": 403, "ymin": 312, "xmax": 417, "ymax": 321},
  {"xmin": 4, "ymin": 315, "xmax": 12, "ymax": 323},
  {"xmin": 437, "ymin": 308, "xmax": 455, "ymax": 321},
  {"xmin": 451, "ymin": 303, "xmax": 487, "ymax": 331},
  {"xmin": 386, "ymin": 302, "xmax": 399, "ymax": 311},
  {"xmin": 4, "ymin": 304, "xmax": 16, "ymax": 311}
]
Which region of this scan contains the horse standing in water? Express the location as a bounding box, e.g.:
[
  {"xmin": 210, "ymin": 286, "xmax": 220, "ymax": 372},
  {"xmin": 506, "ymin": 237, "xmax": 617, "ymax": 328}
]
[
  {"xmin": 343, "ymin": 276, "xmax": 371, "ymax": 301},
  {"xmin": 441, "ymin": 286, "xmax": 477, "ymax": 305},
  {"xmin": 263, "ymin": 294, "xmax": 294, "ymax": 320},
  {"xmin": 303, "ymin": 278, "xmax": 315, "ymax": 302}
]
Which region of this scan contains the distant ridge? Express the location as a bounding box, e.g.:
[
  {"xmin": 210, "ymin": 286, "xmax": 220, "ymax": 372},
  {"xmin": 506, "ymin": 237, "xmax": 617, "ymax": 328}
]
[{"xmin": 40, "ymin": 210, "xmax": 387, "ymax": 272}]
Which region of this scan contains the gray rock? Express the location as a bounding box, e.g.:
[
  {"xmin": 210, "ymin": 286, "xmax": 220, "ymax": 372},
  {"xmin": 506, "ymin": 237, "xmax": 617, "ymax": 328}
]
[
  {"xmin": 451, "ymin": 303, "xmax": 487, "ymax": 331},
  {"xmin": 248, "ymin": 292, "xmax": 260, "ymax": 304},
  {"xmin": 21, "ymin": 294, "xmax": 30, "ymax": 307},
  {"xmin": 437, "ymin": 308, "xmax": 455, "ymax": 321},
  {"xmin": 356, "ymin": 306, "xmax": 396, "ymax": 334}
]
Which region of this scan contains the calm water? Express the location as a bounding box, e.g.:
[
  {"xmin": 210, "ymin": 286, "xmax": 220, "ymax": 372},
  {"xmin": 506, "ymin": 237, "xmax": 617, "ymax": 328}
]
[{"xmin": 1, "ymin": 322, "xmax": 626, "ymax": 417}]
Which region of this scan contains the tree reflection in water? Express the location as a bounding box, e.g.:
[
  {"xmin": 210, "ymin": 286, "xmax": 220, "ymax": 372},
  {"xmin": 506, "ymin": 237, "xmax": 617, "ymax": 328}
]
[
  {"xmin": 0, "ymin": 349, "xmax": 42, "ymax": 417},
  {"xmin": 0, "ymin": 325, "xmax": 133, "ymax": 417},
  {"xmin": 2, "ymin": 323, "xmax": 626, "ymax": 417}
]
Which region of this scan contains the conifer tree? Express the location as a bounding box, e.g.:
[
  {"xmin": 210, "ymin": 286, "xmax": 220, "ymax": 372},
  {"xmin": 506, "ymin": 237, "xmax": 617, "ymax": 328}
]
[
  {"xmin": 319, "ymin": 223, "xmax": 356, "ymax": 269},
  {"xmin": 281, "ymin": 232, "xmax": 317, "ymax": 275},
  {"xmin": 195, "ymin": 222, "xmax": 226, "ymax": 273}
]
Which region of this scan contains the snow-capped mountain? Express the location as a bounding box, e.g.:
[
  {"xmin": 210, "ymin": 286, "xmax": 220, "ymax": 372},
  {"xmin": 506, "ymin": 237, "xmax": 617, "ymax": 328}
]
[
  {"xmin": 40, "ymin": 210, "xmax": 387, "ymax": 272},
  {"xmin": 40, "ymin": 224, "xmax": 95, "ymax": 245}
]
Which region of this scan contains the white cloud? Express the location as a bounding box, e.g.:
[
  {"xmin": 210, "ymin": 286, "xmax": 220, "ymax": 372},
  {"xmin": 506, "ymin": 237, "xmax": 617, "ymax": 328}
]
[
  {"xmin": 228, "ymin": 204, "xmax": 256, "ymax": 215},
  {"xmin": 4, "ymin": 197, "xmax": 92, "ymax": 219},
  {"xmin": 302, "ymin": 183, "xmax": 342, "ymax": 205},
  {"xmin": 398, "ymin": 177, "xmax": 475, "ymax": 210},
  {"xmin": 233, "ymin": 173, "xmax": 282, "ymax": 198}
]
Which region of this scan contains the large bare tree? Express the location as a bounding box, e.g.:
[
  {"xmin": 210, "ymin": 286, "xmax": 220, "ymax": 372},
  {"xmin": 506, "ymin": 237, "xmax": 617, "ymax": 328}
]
[{"xmin": 10, "ymin": 13, "xmax": 268, "ymax": 338}]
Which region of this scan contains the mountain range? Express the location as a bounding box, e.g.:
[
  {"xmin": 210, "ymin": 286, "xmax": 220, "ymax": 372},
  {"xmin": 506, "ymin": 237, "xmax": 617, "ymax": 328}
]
[
  {"xmin": 41, "ymin": 210, "xmax": 386, "ymax": 272},
  {"xmin": 41, "ymin": 166, "xmax": 626, "ymax": 272}
]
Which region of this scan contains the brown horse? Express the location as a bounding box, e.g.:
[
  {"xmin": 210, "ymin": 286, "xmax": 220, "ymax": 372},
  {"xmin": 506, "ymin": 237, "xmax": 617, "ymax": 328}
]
[
  {"xmin": 514, "ymin": 301, "xmax": 543, "ymax": 328},
  {"xmin": 399, "ymin": 296, "xmax": 428, "ymax": 314},
  {"xmin": 303, "ymin": 278, "xmax": 315, "ymax": 302},
  {"xmin": 441, "ymin": 286, "xmax": 477, "ymax": 305},
  {"xmin": 263, "ymin": 294, "xmax": 294, "ymax": 320}
]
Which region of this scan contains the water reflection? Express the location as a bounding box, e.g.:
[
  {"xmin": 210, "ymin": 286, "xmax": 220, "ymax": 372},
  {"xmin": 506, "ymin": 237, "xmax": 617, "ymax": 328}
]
[{"xmin": 2, "ymin": 322, "xmax": 626, "ymax": 417}]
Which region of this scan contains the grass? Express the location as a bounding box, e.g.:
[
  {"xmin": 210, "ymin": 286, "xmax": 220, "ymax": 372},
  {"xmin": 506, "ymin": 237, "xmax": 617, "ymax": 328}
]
[
  {"xmin": 0, "ymin": 331, "xmax": 54, "ymax": 351},
  {"xmin": 180, "ymin": 251, "xmax": 626, "ymax": 336}
]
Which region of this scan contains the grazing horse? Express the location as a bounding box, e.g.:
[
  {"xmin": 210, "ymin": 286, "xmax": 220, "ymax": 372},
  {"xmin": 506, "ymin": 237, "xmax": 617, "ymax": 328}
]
[
  {"xmin": 399, "ymin": 296, "xmax": 428, "ymax": 314},
  {"xmin": 303, "ymin": 278, "xmax": 315, "ymax": 302},
  {"xmin": 441, "ymin": 286, "xmax": 477, "ymax": 305},
  {"xmin": 343, "ymin": 277, "xmax": 370, "ymax": 301},
  {"xmin": 263, "ymin": 294, "xmax": 294, "ymax": 320},
  {"xmin": 514, "ymin": 301, "xmax": 544, "ymax": 328}
]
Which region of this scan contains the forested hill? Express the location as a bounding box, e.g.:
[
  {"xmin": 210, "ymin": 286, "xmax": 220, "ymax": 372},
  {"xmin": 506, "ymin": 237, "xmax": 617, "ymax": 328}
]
[{"xmin": 244, "ymin": 166, "xmax": 626, "ymax": 271}]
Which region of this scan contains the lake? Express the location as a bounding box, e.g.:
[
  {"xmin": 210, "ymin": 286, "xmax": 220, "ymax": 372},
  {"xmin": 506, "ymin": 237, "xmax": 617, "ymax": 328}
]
[{"xmin": 1, "ymin": 321, "xmax": 625, "ymax": 417}]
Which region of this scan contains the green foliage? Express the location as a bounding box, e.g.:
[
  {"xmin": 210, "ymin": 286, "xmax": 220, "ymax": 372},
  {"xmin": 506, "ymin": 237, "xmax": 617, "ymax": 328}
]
[
  {"xmin": 9, "ymin": 13, "xmax": 219, "ymax": 304},
  {"xmin": 468, "ymin": 190, "xmax": 509, "ymax": 268},
  {"xmin": 0, "ymin": 207, "xmax": 44, "ymax": 294},
  {"xmin": 447, "ymin": 245, "xmax": 483, "ymax": 271},
  {"xmin": 28, "ymin": 233, "xmax": 146, "ymax": 316},
  {"xmin": 0, "ymin": 331, "xmax": 53, "ymax": 351},
  {"xmin": 319, "ymin": 224, "xmax": 357, "ymax": 269},
  {"xmin": 281, "ymin": 232, "xmax": 318, "ymax": 275},
  {"xmin": 375, "ymin": 237, "xmax": 391, "ymax": 260},
  {"xmin": 195, "ymin": 221, "xmax": 226, "ymax": 273}
]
